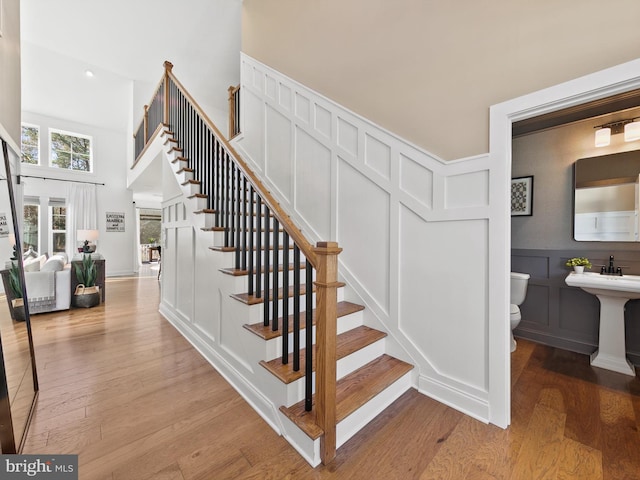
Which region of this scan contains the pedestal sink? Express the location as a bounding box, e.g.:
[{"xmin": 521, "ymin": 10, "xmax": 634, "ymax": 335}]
[{"xmin": 565, "ymin": 272, "xmax": 640, "ymax": 376}]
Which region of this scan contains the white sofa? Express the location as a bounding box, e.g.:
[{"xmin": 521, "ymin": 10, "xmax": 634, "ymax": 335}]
[{"xmin": 23, "ymin": 253, "xmax": 71, "ymax": 314}]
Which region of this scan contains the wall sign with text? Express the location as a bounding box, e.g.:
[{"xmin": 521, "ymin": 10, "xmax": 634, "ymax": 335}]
[{"xmin": 106, "ymin": 212, "xmax": 125, "ymax": 232}]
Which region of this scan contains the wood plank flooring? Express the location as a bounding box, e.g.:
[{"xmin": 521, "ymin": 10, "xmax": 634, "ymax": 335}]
[{"xmin": 19, "ymin": 276, "xmax": 640, "ymax": 479}]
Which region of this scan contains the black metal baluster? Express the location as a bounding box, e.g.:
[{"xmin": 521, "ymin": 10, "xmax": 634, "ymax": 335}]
[
  {"xmin": 215, "ymin": 141, "xmax": 221, "ymax": 225},
  {"xmin": 225, "ymin": 155, "xmax": 232, "ymax": 247},
  {"xmin": 272, "ymin": 218, "xmax": 280, "ymax": 332},
  {"xmin": 247, "ymin": 186, "xmax": 255, "ymax": 296},
  {"xmin": 255, "ymin": 196, "xmax": 262, "ymax": 299},
  {"xmin": 293, "ymin": 245, "xmax": 301, "ymax": 372},
  {"xmin": 263, "ymin": 204, "xmax": 270, "ymax": 327},
  {"xmin": 282, "ymin": 232, "xmax": 289, "ymax": 364},
  {"xmin": 235, "ymin": 164, "xmax": 242, "ymax": 269},
  {"xmin": 242, "ymin": 177, "xmax": 248, "ymax": 271},
  {"xmin": 305, "ymin": 263, "xmax": 313, "ymax": 412}
]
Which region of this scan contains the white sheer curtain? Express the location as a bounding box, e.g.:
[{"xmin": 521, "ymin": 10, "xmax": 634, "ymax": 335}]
[{"xmin": 67, "ymin": 183, "xmax": 98, "ymax": 259}]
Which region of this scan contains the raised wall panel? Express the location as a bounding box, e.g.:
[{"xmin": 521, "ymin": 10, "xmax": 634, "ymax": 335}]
[
  {"xmin": 400, "ymin": 154, "xmax": 433, "ymax": 208},
  {"xmin": 266, "ymin": 76, "xmax": 277, "ymax": 100},
  {"xmin": 176, "ymin": 227, "xmax": 194, "ymax": 320},
  {"xmin": 337, "ymin": 117, "xmax": 358, "ymax": 157},
  {"xmin": 365, "ymin": 134, "xmax": 391, "ymax": 180},
  {"xmin": 295, "ymin": 128, "xmax": 332, "ymax": 240},
  {"xmin": 399, "ymin": 206, "xmax": 488, "ymax": 390},
  {"xmin": 445, "ymin": 170, "xmax": 489, "ymax": 209},
  {"xmin": 265, "ymin": 105, "xmax": 292, "ymax": 202},
  {"xmin": 242, "ymin": 89, "xmax": 265, "ymax": 172},
  {"xmin": 279, "ymin": 83, "xmax": 292, "ymax": 111},
  {"xmin": 164, "ymin": 227, "xmax": 176, "ymax": 307},
  {"xmin": 558, "ymin": 287, "xmax": 599, "ymax": 336},
  {"xmin": 519, "ymin": 284, "xmax": 550, "ymax": 327},
  {"xmin": 338, "ymin": 159, "xmax": 390, "ymax": 313},
  {"xmin": 295, "ymin": 93, "xmax": 311, "ymax": 123},
  {"xmin": 239, "ymin": 54, "xmax": 499, "ymax": 420},
  {"xmin": 314, "ymin": 104, "xmax": 332, "ymax": 139},
  {"xmin": 511, "ymin": 255, "xmax": 549, "ymax": 278},
  {"xmin": 252, "ymin": 67, "xmax": 263, "ymax": 92}
]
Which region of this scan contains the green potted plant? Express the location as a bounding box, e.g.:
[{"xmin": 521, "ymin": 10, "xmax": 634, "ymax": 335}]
[
  {"xmin": 72, "ymin": 254, "xmax": 100, "ymax": 308},
  {"xmin": 565, "ymin": 256, "xmax": 592, "ymax": 274},
  {"xmin": 8, "ymin": 262, "xmax": 26, "ymax": 321}
]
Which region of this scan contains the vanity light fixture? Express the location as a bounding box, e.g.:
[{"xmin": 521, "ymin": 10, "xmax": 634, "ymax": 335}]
[
  {"xmin": 594, "ymin": 127, "xmax": 611, "ymax": 147},
  {"xmin": 594, "ymin": 118, "xmax": 640, "ymax": 147},
  {"xmin": 624, "ymin": 119, "xmax": 640, "ymax": 142}
]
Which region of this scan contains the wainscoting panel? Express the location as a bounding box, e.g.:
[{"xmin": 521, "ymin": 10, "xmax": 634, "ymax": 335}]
[
  {"xmin": 235, "ymin": 53, "xmax": 504, "ymax": 424},
  {"xmin": 512, "ymin": 248, "xmax": 640, "ymax": 364}
]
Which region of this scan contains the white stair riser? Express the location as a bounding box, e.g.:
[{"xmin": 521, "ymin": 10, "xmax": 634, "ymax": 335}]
[
  {"xmin": 271, "ymin": 337, "xmax": 386, "ymax": 406},
  {"xmin": 182, "ymin": 182, "xmax": 201, "ymax": 197},
  {"xmin": 177, "ymin": 170, "xmax": 194, "ymax": 183}
]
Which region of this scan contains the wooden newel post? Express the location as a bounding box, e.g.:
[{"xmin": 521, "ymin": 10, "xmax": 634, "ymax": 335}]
[
  {"xmin": 163, "ymin": 61, "xmax": 173, "ymax": 125},
  {"xmin": 314, "ymin": 241, "xmax": 342, "ymax": 465}
]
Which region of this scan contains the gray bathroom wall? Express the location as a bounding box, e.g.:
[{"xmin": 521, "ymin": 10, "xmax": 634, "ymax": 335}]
[
  {"xmin": 512, "ymin": 109, "xmax": 640, "ymax": 365},
  {"xmin": 512, "ymin": 248, "xmax": 640, "ymax": 365},
  {"xmin": 512, "ymin": 106, "xmax": 640, "ymax": 250}
]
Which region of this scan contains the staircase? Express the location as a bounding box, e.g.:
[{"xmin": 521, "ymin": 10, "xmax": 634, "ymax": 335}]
[{"xmin": 133, "ymin": 61, "xmax": 414, "ymax": 467}]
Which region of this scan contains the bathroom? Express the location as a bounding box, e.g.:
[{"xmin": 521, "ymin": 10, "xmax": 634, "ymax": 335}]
[{"xmin": 510, "ymin": 93, "xmax": 640, "ymax": 370}]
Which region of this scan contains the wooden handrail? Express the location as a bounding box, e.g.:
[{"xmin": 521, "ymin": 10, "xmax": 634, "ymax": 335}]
[
  {"xmin": 133, "ymin": 63, "xmax": 340, "ymax": 464},
  {"xmin": 164, "ymin": 67, "xmax": 318, "ymax": 267}
]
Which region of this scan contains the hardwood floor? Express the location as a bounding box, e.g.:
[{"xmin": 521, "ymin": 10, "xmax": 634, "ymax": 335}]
[{"xmin": 20, "ymin": 276, "xmax": 640, "ymax": 479}]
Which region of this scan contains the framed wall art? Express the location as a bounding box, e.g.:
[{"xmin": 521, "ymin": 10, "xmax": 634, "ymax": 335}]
[{"xmin": 511, "ymin": 176, "xmax": 533, "ymax": 216}]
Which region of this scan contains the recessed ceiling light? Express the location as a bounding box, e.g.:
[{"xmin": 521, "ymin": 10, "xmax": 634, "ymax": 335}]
[{"xmin": 85, "ymin": 70, "xmax": 94, "ymax": 78}]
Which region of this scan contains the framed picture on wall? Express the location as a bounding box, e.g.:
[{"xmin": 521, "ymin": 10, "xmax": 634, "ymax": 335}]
[{"xmin": 511, "ymin": 176, "xmax": 533, "ymax": 216}]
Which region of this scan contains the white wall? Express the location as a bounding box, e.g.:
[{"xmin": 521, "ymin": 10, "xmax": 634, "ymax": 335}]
[
  {"xmin": 234, "ymin": 54, "xmax": 502, "ymax": 424},
  {"xmin": 20, "ymin": 112, "xmax": 135, "ymax": 276}
]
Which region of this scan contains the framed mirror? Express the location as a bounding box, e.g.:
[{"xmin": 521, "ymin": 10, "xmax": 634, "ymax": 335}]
[
  {"xmin": 0, "ymin": 138, "xmax": 38, "ymax": 453},
  {"xmin": 574, "ymin": 150, "xmax": 640, "ymax": 242}
]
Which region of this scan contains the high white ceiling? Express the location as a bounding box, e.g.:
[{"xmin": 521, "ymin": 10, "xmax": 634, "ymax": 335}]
[{"xmin": 20, "ymin": 0, "xmax": 242, "ymax": 131}]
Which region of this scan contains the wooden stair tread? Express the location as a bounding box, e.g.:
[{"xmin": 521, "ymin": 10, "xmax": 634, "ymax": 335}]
[
  {"xmin": 194, "ymin": 209, "xmax": 216, "ymax": 215},
  {"xmin": 260, "ymin": 326, "xmax": 386, "ymax": 384},
  {"xmin": 182, "ymin": 179, "xmax": 200, "ymax": 186},
  {"xmin": 232, "ymin": 282, "xmax": 345, "ymax": 306},
  {"xmin": 188, "ymin": 193, "xmax": 207, "ymax": 199},
  {"xmin": 231, "ymin": 284, "xmax": 313, "ymax": 305},
  {"xmin": 177, "ymin": 167, "xmax": 194, "ymax": 174},
  {"xmin": 243, "ymin": 301, "xmax": 364, "ymax": 340},
  {"xmin": 279, "ymin": 355, "xmax": 413, "ymax": 440},
  {"xmin": 201, "ymin": 226, "xmax": 226, "ymax": 232},
  {"xmin": 220, "ymin": 262, "xmax": 307, "ymax": 277}
]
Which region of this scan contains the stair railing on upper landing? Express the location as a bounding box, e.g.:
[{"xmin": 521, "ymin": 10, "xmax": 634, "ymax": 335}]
[
  {"xmin": 227, "ymin": 84, "xmax": 241, "ymax": 140},
  {"xmin": 133, "ymin": 61, "xmax": 341, "ymax": 464}
]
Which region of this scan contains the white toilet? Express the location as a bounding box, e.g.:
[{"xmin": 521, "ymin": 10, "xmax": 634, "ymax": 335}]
[{"xmin": 510, "ymin": 272, "xmax": 530, "ymax": 352}]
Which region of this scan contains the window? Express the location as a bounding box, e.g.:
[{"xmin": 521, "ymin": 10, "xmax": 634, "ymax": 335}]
[
  {"xmin": 23, "ymin": 203, "xmax": 39, "ymax": 252},
  {"xmin": 21, "ymin": 124, "xmax": 39, "ymax": 164},
  {"xmin": 139, "ymin": 209, "xmax": 161, "ymax": 244},
  {"xmin": 50, "ymin": 129, "xmax": 92, "ymax": 172},
  {"xmin": 50, "ymin": 202, "xmax": 67, "ymax": 254}
]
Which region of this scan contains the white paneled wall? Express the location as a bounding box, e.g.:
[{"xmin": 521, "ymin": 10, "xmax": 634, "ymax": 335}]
[{"xmin": 235, "ymin": 54, "xmax": 504, "ymax": 424}]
